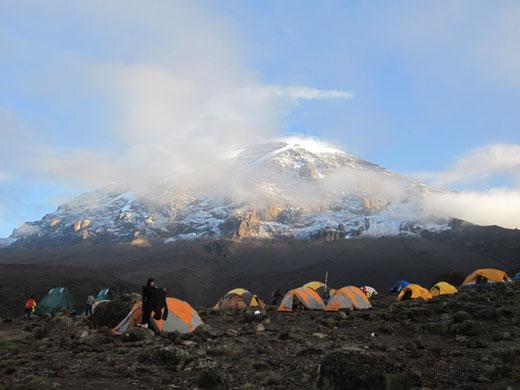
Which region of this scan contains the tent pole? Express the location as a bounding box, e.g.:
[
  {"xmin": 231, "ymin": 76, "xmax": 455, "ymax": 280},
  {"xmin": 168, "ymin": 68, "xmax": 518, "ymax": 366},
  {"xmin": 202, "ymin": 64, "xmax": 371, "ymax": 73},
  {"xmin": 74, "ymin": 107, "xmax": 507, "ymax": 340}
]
[{"xmin": 324, "ymin": 270, "xmax": 328, "ymax": 293}]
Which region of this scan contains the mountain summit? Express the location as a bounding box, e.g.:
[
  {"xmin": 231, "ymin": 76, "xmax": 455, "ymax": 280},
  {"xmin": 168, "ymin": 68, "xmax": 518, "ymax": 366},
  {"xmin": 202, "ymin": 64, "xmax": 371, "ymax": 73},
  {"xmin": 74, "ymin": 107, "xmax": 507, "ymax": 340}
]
[{"xmin": 4, "ymin": 137, "xmax": 451, "ymax": 248}]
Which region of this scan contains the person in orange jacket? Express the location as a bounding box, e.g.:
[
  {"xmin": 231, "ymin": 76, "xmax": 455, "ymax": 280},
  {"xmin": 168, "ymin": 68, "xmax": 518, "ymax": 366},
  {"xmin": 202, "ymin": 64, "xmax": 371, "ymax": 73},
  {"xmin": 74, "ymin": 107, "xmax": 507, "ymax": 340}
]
[{"xmin": 25, "ymin": 296, "xmax": 37, "ymax": 319}]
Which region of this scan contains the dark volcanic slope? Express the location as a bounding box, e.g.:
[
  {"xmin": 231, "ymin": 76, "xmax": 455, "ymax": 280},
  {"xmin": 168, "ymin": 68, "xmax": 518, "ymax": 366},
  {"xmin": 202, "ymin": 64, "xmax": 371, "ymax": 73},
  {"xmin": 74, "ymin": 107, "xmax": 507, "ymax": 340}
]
[
  {"xmin": 0, "ymin": 264, "xmax": 136, "ymax": 316},
  {"xmin": 1, "ymin": 221, "xmax": 520, "ymax": 307}
]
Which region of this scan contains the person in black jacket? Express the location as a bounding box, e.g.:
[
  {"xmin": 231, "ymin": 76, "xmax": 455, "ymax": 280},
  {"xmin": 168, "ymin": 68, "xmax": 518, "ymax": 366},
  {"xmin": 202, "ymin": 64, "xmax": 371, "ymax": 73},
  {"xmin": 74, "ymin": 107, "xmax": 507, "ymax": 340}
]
[
  {"xmin": 153, "ymin": 287, "xmax": 168, "ymax": 321},
  {"xmin": 139, "ymin": 278, "xmax": 157, "ymax": 328}
]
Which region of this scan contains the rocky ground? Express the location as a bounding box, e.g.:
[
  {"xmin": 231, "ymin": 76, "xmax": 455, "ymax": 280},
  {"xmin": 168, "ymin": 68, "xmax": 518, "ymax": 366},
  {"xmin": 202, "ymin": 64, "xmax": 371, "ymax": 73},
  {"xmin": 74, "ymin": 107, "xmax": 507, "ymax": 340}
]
[{"xmin": 1, "ymin": 284, "xmax": 520, "ymax": 390}]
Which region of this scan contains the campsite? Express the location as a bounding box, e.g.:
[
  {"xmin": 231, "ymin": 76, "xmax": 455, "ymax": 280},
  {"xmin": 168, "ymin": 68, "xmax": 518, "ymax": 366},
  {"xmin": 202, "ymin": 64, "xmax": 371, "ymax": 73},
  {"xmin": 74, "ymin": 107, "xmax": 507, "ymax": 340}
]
[
  {"xmin": 1, "ymin": 268, "xmax": 520, "ymax": 389},
  {"xmin": 3, "ymin": 1, "xmax": 520, "ymax": 389}
]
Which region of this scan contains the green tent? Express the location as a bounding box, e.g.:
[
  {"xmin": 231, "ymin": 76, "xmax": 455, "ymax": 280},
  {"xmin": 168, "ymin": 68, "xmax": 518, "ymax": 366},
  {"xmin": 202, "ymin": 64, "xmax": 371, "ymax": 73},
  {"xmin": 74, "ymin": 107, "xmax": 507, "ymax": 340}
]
[
  {"xmin": 95, "ymin": 288, "xmax": 114, "ymax": 302},
  {"xmin": 35, "ymin": 287, "xmax": 77, "ymax": 316}
]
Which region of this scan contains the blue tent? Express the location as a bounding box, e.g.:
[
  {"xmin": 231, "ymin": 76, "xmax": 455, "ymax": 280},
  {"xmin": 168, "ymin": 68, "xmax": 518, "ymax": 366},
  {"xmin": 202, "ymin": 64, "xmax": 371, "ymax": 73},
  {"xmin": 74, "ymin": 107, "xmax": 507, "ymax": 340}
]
[
  {"xmin": 514, "ymin": 273, "xmax": 520, "ymax": 281},
  {"xmin": 390, "ymin": 280, "xmax": 410, "ymax": 294}
]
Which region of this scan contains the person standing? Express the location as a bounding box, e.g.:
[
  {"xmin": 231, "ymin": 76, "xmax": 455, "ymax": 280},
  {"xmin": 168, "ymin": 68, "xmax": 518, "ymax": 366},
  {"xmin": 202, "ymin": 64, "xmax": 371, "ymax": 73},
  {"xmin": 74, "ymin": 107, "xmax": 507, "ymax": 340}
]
[
  {"xmin": 271, "ymin": 289, "xmax": 283, "ymax": 306},
  {"xmin": 85, "ymin": 294, "xmax": 96, "ymax": 316},
  {"xmin": 25, "ymin": 296, "xmax": 37, "ymax": 320},
  {"xmin": 139, "ymin": 278, "xmax": 157, "ymax": 328},
  {"xmin": 153, "ymin": 287, "xmax": 168, "ymax": 321}
]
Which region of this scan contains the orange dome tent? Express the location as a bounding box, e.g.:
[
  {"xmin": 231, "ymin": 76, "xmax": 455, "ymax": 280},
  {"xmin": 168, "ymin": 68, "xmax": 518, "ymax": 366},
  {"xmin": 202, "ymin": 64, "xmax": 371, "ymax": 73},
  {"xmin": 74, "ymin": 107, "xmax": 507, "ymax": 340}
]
[
  {"xmin": 113, "ymin": 297, "xmax": 203, "ymax": 335},
  {"xmin": 278, "ymin": 287, "xmax": 325, "ymax": 312},
  {"xmin": 462, "ymin": 268, "xmax": 511, "ymax": 287},
  {"xmin": 397, "ymin": 284, "xmax": 432, "ymax": 301},
  {"xmin": 325, "ymin": 286, "xmax": 372, "ymax": 311}
]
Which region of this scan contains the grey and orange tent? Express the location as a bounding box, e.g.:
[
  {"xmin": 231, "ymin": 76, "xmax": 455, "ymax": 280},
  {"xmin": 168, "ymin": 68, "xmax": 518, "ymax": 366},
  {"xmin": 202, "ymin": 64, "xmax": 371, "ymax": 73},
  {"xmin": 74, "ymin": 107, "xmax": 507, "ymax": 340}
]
[
  {"xmin": 278, "ymin": 287, "xmax": 325, "ymax": 312},
  {"xmin": 113, "ymin": 297, "xmax": 203, "ymax": 335},
  {"xmin": 214, "ymin": 288, "xmax": 265, "ymax": 310},
  {"xmin": 325, "ymin": 286, "xmax": 372, "ymax": 311}
]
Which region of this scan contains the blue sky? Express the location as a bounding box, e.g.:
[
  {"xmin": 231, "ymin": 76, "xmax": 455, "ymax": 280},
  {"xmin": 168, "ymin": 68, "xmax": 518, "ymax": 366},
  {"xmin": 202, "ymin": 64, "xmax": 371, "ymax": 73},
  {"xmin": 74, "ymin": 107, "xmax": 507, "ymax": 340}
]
[{"xmin": 1, "ymin": 0, "xmax": 520, "ymax": 236}]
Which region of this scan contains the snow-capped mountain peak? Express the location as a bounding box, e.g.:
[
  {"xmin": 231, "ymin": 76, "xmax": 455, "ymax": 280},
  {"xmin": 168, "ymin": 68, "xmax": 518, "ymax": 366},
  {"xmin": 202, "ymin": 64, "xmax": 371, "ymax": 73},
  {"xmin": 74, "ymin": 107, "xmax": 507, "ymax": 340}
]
[{"xmin": 3, "ymin": 137, "xmax": 451, "ymax": 248}]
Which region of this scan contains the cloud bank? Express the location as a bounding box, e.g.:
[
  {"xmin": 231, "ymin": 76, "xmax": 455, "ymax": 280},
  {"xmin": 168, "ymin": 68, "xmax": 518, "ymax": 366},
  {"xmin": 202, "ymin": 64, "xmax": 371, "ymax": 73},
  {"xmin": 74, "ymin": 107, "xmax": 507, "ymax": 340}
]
[
  {"xmin": 423, "ymin": 189, "xmax": 520, "ymax": 229},
  {"xmin": 418, "ymin": 144, "xmax": 520, "ymax": 187},
  {"xmin": 420, "ymin": 144, "xmax": 520, "ymax": 229},
  {"xmin": 0, "ymin": 1, "xmax": 352, "ymax": 195}
]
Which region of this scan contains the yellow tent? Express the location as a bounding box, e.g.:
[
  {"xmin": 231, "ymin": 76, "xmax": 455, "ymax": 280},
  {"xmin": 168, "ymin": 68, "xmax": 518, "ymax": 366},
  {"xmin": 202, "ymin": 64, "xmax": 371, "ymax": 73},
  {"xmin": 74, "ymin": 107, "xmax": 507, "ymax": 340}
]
[
  {"xmin": 302, "ymin": 281, "xmax": 335, "ymax": 297},
  {"xmin": 397, "ymin": 284, "xmax": 432, "ymax": 301},
  {"xmin": 430, "ymin": 282, "xmax": 458, "ymax": 296},
  {"xmin": 303, "ymin": 281, "xmax": 325, "ymax": 290},
  {"xmin": 214, "ymin": 288, "xmax": 265, "ymax": 310},
  {"xmin": 227, "ymin": 288, "xmax": 249, "ymax": 296},
  {"xmin": 463, "ymin": 268, "xmax": 511, "ymax": 286}
]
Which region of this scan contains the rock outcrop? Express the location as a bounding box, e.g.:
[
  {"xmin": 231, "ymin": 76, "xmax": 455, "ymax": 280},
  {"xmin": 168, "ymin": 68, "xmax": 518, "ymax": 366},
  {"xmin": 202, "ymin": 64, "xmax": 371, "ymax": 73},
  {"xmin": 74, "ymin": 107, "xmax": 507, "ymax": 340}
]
[
  {"xmin": 219, "ymin": 211, "xmax": 261, "ymax": 239},
  {"xmin": 316, "ymin": 225, "xmax": 347, "ymax": 241}
]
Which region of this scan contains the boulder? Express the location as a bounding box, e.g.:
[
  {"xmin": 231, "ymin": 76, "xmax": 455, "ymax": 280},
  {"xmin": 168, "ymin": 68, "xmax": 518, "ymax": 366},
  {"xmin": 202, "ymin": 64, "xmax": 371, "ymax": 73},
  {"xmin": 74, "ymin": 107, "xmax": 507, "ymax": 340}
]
[
  {"xmin": 453, "ymin": 311, "xmax": 472, "ymax": 323},
  {"xmin": 242, "ymin": 309, "xmax": 267, "ymax": 323},
  {"xmin": 449, "ymin": 320, "xmax": 480, "ymax": 336},
  {"xmin": 197, "ymin": 368, "xmax": 224, "ymax": 389},
  {"xmin": 317, "ymin": 351, "xmax": 417, "ymax": 390},
  {"xmin": 137, "ymin": 346, "xmax": 193, "ymax": 369},
  {"xmin": 121, "ymin": 327, "xmax": 154, "ymax": 342},
  {"xmin": 91, "ymin": 294, "xmax": 139, "ymax": 328},
  {"xmin": 225, "ymin": 329, "xmax": 239, "ymax": 337}
]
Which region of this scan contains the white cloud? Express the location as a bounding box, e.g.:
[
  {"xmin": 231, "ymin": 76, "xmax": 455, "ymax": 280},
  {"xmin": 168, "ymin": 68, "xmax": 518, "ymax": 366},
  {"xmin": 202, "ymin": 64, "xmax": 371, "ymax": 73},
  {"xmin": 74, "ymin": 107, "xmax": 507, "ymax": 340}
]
[
  {"xmin": 423, "ymin": 189, "xmax": 520, "ymax": 229},
  {"xmin": 418, "ymin": 143, "xmax": 520, "ymax": 229},
  {"xmin": 0, "ymin": 1, "xmax": 352, "ymax": 194},
  {"xmin": 418, "ymin": 144, "xmax": 520, "ymax": 187},
  {"xmin": 266, "ymin": 86, "xmax": 353, "ymax": 101}
]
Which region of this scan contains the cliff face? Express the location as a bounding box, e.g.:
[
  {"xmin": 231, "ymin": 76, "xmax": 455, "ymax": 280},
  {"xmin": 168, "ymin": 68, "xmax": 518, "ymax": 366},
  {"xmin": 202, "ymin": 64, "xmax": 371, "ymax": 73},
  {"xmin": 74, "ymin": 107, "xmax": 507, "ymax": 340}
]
[
  {"xmin": 317, "ymin": 225, "xmax": 347, "ymax": 242},
  {"xmin": 220, "ymin": 211, "xmax": 261, "ymax": 239}
]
